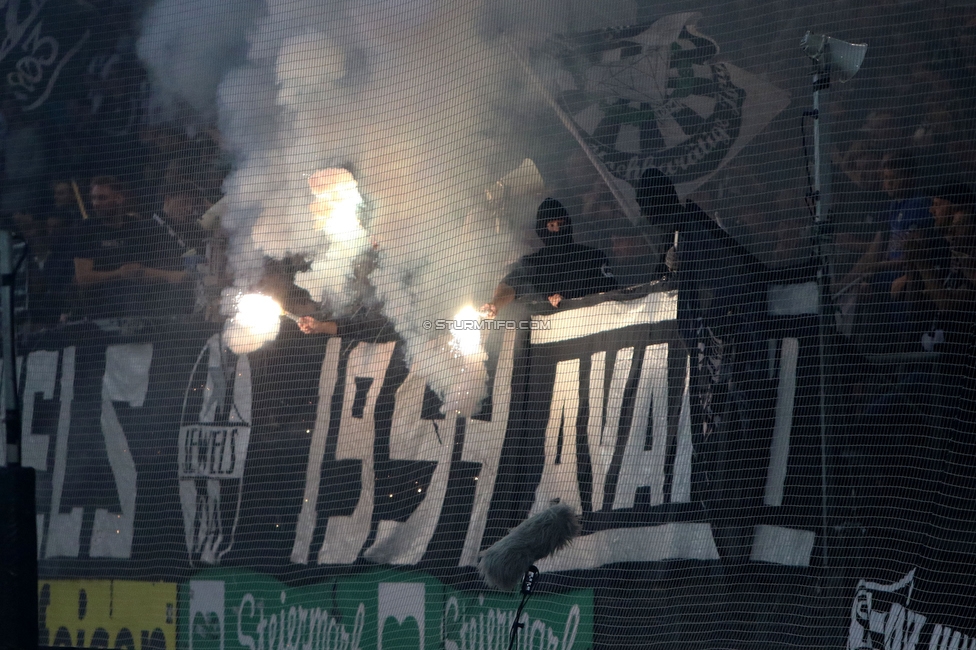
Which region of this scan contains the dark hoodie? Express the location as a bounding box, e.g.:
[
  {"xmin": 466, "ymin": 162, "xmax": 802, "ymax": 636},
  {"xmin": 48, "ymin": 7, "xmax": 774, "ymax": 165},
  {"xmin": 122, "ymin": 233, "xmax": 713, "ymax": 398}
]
[
  {"xmin": 636, "ymin": 167, "xmax": 763, "ymax": 341},
  {"xmin": 505, "ymin": 198, "xmax": 617, "ymax": 300}
]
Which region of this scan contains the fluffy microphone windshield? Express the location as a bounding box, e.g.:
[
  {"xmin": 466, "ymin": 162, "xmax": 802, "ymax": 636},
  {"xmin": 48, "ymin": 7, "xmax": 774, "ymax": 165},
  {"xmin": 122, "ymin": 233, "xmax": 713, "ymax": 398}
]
[{"xmin": 478, "ymin": 503, "xmax": 582, "ymax": 591}]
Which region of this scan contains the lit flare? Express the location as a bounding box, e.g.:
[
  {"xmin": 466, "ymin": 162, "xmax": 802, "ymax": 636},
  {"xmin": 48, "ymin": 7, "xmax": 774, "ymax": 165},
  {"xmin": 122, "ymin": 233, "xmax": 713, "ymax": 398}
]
[
  {"xmin": 308, "ymin": 168, "xmax": 364, "ymax": 242},
  {"xmin": 234, "ymin": 293, "xmax": 285, "ymax": 334},
  {"xmin": 450, "ymin": 305, "xmax": 483, "ymax": 357}
]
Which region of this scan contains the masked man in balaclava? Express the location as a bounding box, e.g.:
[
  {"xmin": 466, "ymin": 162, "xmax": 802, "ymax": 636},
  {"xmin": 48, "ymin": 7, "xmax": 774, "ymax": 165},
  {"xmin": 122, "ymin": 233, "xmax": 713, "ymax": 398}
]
[{"xmin": 482, "ymin": 198, "xmax": 617, "ymax": 317}]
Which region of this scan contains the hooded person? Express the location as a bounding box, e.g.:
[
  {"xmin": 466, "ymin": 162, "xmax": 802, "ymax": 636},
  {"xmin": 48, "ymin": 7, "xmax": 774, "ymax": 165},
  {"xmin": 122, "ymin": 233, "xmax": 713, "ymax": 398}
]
[
  {"xmin": 482, "ymin": 198, "xmax": 617, "ymax": 316},
  {"xmin": 636, "ymin": 166, "xmax": 766, "ymax": 471},
  {"xmin": 634, "ymin": 167, "xmax": 762, "ymax": 329}
]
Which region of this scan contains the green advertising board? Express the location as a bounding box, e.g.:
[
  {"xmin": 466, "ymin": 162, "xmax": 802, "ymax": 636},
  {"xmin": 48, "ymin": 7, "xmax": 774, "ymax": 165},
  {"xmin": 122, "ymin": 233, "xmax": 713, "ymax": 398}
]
[{"xmin": 180, "ymin": 567, "xmax": 593, "ymax": 650}]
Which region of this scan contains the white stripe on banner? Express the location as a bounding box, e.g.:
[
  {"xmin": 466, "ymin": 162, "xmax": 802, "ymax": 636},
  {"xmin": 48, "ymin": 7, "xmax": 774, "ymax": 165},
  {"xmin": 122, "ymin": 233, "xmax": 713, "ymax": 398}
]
[
  {"xmin": 45, "ymin": 348, "xmax": 80, "ymax": 559},
  {"xmin": 767, "ymin": 281, "xmax": 819, "ymax": 316},
  {"xmin": 589, "ymin": 347, "xmax": 633, "ymax": 510},
  {"xmin": 537, "ymin": 522, "xmax": 719, "ymax": 571},
  {"xmin": 531, "ymin": 291, "xmax": 678, "ymax": 345},
  {"xmin": 318, "ymin": 342, "xmax": 396, "ymax": 565},
  {"xmin": 292, "ymin": 338, "xmax": 342, "ymax": 564},
  {"xmin": 750, "ymin": 524, "xmax": 815, "ymax": 566},
  {"xmin": 531, "ymin": 358, "xmax": 583, "ymax": 515},
  {"xmin": 672, "ymin": 354, "xmax": 693, "ymax": 502},
  {"xmin": 612, "ymin": 344, "xmax": 669, "ymax": 509},
  {"xmin": 765, "ymin": 337, "xmax": 798, "ymax": 507},
  {"xmin": 459, "ymin": 328, "xmax": 516, "ymax": 567}
]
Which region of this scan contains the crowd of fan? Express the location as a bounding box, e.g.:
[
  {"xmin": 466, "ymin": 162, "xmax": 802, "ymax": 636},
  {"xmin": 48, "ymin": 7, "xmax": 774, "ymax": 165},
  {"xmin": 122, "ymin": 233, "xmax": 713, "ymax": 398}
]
[
  {"xmin": 0, "ymin": 105, "xmax": 231, "ymax": 331},
  {"xmin": 1, "ymin": 0, "xmax": 975, "ymax": 358},
  {"xmin": 835, "ymin": 153, "xmax": 976, "ymax": 355},
  {"xmin": 2, "ymin": 115, "xmax": 974, "ymax": 359}
]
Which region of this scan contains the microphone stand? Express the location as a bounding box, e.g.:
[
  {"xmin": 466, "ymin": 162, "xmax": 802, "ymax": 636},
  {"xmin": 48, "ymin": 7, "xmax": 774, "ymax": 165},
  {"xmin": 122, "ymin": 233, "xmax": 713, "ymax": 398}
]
[{"xmin": 507, "ymin": 566, "xmax": 539, "ymax": 650}]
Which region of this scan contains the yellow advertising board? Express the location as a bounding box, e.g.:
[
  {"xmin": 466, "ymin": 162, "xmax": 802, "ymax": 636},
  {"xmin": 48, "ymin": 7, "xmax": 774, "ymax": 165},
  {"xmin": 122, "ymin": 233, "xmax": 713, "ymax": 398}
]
[{"xmin": 38, "ymin": 580, "xmax": 177, "ymax": 649}]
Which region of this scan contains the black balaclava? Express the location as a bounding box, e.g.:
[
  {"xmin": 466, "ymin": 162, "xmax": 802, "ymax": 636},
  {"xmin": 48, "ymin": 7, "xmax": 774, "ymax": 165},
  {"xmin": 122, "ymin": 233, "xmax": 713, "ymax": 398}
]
[
  {"xmin": 535, "ymin": 197, "xmax": 573, "ymax": 247},
  {"xmin": 635, "ymin": 167, "xmax": 683, "ymax": 230}
]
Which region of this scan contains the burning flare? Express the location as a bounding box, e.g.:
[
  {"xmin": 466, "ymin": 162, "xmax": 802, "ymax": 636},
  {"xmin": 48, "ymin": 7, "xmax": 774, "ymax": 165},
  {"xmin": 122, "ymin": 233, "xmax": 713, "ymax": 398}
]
[
  {"xmin": 223, "ymin": 292, "xmax": 296, "ymax": 355},
  {"xmin": 450, "ymin": 305, "xmax": 483, "ymax": 357},
  {"xmin": 308, "ymin": 168, "xmax": 365, "ymax": 242},
  {"xmin": 235, "ymin": 293, "xmax": 285, "ymax": 334}
]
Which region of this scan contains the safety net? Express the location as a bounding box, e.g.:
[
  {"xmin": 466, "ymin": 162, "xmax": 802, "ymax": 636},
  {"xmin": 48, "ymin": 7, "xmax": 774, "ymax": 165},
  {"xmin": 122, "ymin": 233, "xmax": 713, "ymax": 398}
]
[{"xmin": 1, "ymin": 1, "xmax": 975, "ymax": 649}]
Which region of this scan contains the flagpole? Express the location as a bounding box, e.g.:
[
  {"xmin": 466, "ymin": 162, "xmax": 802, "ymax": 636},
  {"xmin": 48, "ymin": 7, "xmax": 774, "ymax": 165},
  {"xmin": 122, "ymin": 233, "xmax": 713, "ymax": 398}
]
[{"xmin": 501, "ymin": 34, "xmax": 659, "ymax": 249}]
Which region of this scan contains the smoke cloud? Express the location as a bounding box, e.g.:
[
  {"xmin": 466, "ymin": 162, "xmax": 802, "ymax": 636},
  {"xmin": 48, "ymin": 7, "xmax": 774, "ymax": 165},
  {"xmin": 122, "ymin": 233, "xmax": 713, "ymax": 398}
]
[
  {"xmin": 138, "ymin": 0, "xmax": 620, "ymax": 413},
  {"xmin": 138, "ymin": 0, "xmax": 264, "ymax": 118}
]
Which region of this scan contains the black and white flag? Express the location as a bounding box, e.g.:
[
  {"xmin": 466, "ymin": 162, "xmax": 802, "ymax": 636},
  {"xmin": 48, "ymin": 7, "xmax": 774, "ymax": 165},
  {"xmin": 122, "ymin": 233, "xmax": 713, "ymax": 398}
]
[{"xmin": 543, "ymin": 12, "xmax": 790, "ymax": 198}]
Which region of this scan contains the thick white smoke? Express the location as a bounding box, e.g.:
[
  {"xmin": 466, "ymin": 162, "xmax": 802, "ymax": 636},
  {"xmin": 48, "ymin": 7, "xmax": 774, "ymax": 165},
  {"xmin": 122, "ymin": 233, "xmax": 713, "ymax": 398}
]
[
  {"xmin": 138, "ymin": 0, "xmax": 629, "ymax": 413},
  {"xmin": 137, "ymin": 0, "xmax": 264, "ymax": 118}
]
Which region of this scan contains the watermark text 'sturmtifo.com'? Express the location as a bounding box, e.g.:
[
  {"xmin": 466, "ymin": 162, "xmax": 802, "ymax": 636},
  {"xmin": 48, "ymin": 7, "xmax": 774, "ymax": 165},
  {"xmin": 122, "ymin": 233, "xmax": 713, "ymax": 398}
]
[{"xmin": 424, "ymin": 319, "xmax": 551, "ymax": 331}]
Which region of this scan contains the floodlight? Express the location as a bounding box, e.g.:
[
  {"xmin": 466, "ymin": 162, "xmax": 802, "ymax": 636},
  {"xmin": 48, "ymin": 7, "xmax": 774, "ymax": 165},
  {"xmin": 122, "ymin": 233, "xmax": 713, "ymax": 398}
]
[{"xmin": 801, "ymin": 31, "xmax": 867, "ymax": 83}]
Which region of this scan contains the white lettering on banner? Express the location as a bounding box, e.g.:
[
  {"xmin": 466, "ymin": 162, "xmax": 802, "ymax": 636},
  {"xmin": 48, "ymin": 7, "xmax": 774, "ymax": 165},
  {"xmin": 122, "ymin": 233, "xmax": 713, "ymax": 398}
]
[
  {"xmin": 291, "ymin": 338, "xmax": 342, "ymax": 564},
  {"xmin": 847, "ymin": 569, "xmax": 976, "ymax": 650},
  {"xmin": 178, "ymin": 425, "xmax": 249, "ymax": 479},
  {"xmin": 21, "ymin": 350, "xmax": 58, "ymax": 470},
  {"xmin": 529, "ymin": 341, "xmax": 710, "ymax": 566},
  {"xmin": 90, "ymin": 344, "xmax": 151, "ymax": 558},
  {"xmin": 7, "ymin": 344, "xmax": 148, "ymax": 560},
  {"xmin": 849, "ymin": 569, "xmax": 976, "ymax": 650},
  {"xmin": 317, "ymin": 342, "xmax": 396, "ymax": 564},
  {"xmin": 459, "ymin": 328, "xmax": 516, "ymax": 567},
  {"xmin": 531, "ymin": 358, "xmax": 582, "ymax": 515},
  {"xmin": 588, "ymin": 348, "xmax": 632, "ymax": 511},
  {"xmin": 765, "ymin": 337, "xmax": 798, "ymax": 507},
  {"xmin": 17, "ymin": 350, "xmax": 57, "ymax": 556},
  {"xmin": 28, "ymin": 345, "xmax": 150, "ymax": 559},
  {"xmin": 236, "ymin": 590, "xmax": 365, "ymax": 650},
  {"xmin": 848, "ymin": 570, "xmax": 926, "ymax": 650},
  {"xmin": 443, "ymin": 595, "xmax": 580, "ymax": 650},
  {"xmin": 929, "ymin": 625, "xmax": 976, "ymax": 650},
  {"xmin": 530, "ymin": 345, "xmax": 693, "ymax": 518},
  {"xmin": 279, "ymin": 293, "xmax": 803, "ymax": 569},
  {"xmin": 672, "ymin": 354, "xmax": 693, "ymax": 502},
  {"xmin": 180, "ymin": 334, "xmax": 253, "ymax": 564},
  {"xmin": 44, "ymin": 347, "xmax": 79, "ymax": 559},
  {"xmin": 613, "ymin": 344, "xmax": 668, "ymax": 509},
  {"xmin": 363, "ymin": 372, "xmax": 456, "ymax": 565},
  {"xmin": 292, "ymin": 338, "xmax": 342, "ymax": 564}
]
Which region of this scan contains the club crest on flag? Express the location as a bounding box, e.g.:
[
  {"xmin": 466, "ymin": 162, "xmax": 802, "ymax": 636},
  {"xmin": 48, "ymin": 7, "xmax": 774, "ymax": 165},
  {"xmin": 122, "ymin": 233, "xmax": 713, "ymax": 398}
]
[
  {"xmin": 178, "ymin": 334, "xmax": 253, "ymax": 565},
  {"xmin": 542, "ymin": 12, "xmax": 790, "ymax": 199}
]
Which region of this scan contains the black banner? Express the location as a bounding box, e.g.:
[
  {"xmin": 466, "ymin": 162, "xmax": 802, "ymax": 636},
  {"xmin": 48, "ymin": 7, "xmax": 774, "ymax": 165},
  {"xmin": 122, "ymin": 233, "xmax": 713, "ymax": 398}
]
[{"xmin": 7, "ymin": 282, "xmax": 976, "ymax": 649}]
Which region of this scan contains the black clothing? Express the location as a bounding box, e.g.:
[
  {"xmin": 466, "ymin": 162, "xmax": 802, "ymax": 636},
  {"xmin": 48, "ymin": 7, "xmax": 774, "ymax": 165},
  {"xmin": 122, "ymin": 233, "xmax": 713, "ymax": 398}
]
[
  {"xmin": 507, "ymin": 199, "xmax": 617, "ymax": 301},
  {"xmin": 534, "ymin": 197, "xmax": 571, "ymax": 240},
  {"xmin": 151, "ymin": 212, "xmax": 208, "ymax": 258},
  {"xmin": 23, "ymin": 238, "xmax": 76, "ymax": 326},
  {"xmin": 335, "ymin": 309, "xmax": 398, "ymax": 342},
  {"xmin": 672, "ymin": 203, "xmax": 764, "ymax": 342},
  {"xmin": 507, "ymin": 243, "xmax": 617, "ymax": 300},
  {"xmin": 72, "ymin": 215, "xmax": 184, "ymax": 273},
  {"xmin": 49, "ymin": 205, "xmax": 85, "ymax": 227},
  {"xmin": 70, "ymin": 215, "xmax": 193, "ymax": 319},
  {"xmin": 502, "ymin": 199, "xmax": 617, "ymax": 298}
]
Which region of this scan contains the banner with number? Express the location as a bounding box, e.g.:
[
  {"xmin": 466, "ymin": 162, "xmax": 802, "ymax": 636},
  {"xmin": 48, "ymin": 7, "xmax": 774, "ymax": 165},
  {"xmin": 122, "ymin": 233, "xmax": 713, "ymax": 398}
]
[{"xmin": 10, "ymin": 283, "xmax": 976, "ymax": 648}]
